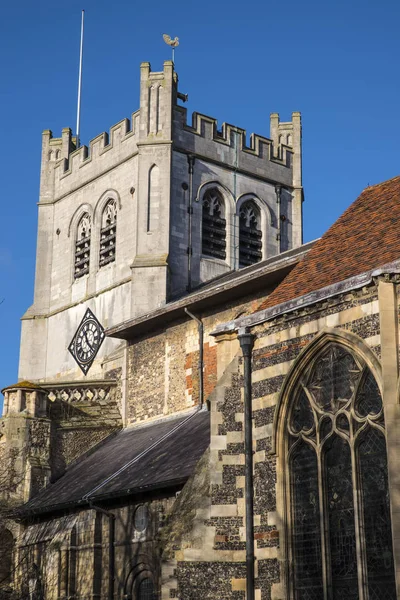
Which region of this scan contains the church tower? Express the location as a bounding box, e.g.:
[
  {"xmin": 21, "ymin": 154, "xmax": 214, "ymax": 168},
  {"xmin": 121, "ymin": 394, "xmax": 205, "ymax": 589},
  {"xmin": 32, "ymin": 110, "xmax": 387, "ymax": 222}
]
[{"xmin": 17, "ymin": 61, "xmax": 303, "ymax": 385}]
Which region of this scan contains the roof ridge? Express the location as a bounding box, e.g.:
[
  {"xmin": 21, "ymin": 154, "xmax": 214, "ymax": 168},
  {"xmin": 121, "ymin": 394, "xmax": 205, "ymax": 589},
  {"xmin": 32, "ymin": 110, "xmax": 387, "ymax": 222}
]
[{"xmin": 363, "ymin": 174, "xmax": 400, "ymax": 191}]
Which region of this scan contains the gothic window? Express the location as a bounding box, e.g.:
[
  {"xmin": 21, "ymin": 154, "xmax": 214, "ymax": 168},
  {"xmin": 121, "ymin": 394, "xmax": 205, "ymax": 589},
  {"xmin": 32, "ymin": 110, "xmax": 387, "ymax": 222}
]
[
  {"xmin": 99, "ymin": 199, "xmax": 117, "ymax": 267},
  {"xmin": 74, "ymin": 213, "xmax": 91, "ymax": 279},
  {"xmin": 287, "ymin": 344, "xmax": 396, "ymax": 600},
  {"xmin": 202, "ymin": 189, "xmax": 226, "ymax": 260},
  {"xmin": 0, "ymin": 529, "xmax": 13, "ymax": 585},
  {"xmin": 239, "ymin": 201, "xmax": 262, "ymax": 267},
  {"xmin": 137, "ymin": 577, "xmax": 155, "ymax": 600}
]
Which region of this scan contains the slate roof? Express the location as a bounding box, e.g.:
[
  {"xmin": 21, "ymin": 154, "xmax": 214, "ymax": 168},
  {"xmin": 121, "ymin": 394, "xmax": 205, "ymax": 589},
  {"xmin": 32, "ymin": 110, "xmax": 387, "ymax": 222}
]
[
  {"xmin": 18, "ymin": 410, "xmax": 210, "ymax": 517},
  {"xmin": 257, "ymin": 176, "xmax": 400, "ymax": 312}
]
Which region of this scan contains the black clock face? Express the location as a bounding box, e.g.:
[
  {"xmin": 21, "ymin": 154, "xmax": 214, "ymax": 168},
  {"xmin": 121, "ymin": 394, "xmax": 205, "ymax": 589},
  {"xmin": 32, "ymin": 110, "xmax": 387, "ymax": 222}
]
[{"xmin": 68, "ymin": 309, "xmax": 105, "ymax": 374}]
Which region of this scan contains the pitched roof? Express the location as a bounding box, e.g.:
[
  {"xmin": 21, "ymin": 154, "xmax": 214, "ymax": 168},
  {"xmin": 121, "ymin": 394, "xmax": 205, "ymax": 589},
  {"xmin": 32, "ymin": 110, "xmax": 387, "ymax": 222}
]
[
  {"xmin": 18, "ymin": 410, "xmax": 210, "ymax": 517},
  {"xmin": 258, "ymin": 176, "xmax": 400, "ymax": 311}
]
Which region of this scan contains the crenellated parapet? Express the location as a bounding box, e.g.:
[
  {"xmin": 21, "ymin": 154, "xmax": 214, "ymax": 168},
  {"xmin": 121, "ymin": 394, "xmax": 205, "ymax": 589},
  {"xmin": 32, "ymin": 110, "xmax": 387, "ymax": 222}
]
[
  {"xmin": 40, "ymin": 114, "xmax": 140, "ymax": 203},
  {"xmin": 173, "ymin": 105, "xmax": 301, "ymax": 188}
]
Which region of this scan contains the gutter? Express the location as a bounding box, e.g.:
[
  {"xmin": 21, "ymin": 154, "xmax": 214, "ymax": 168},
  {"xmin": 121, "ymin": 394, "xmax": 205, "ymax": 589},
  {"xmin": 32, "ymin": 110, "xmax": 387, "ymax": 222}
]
[
  {"xmin": 107, "ymin": 241, "xmax": 315, "ymax": 340},
  {"xmin": 238, "ymin": 328, "xmax": 255, "ymax": 600},
  {"xmin": 13, "ymin": 477, "xmax": 190, "ymax": 520}
]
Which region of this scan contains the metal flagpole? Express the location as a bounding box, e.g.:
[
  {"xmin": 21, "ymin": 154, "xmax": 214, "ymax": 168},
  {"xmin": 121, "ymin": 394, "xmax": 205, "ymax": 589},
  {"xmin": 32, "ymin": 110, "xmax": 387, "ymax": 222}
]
[{"xmin": 76, "ymin": 9, "xmax": 85, "ymax": 148}]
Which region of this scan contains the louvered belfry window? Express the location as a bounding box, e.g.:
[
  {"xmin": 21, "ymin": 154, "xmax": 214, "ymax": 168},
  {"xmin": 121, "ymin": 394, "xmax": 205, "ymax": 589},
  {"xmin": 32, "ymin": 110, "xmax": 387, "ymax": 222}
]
[
  {"xmin": 239, "ymin": 201, "xmax": 262, "ymax": 267},
  {"xmin": 74, "ymin": 213, "xmax": 91, "ymax": 279},
  {"xmin": 288, "ymin": 344, "xmax": 396, "ymax": 600},
  {"xmin": 99, "ymin": 199, "xmax": 117, "ymax": 267},
  {"xmin": 202, "ymin": 189, "xmax": 226, "ymax": 260}
]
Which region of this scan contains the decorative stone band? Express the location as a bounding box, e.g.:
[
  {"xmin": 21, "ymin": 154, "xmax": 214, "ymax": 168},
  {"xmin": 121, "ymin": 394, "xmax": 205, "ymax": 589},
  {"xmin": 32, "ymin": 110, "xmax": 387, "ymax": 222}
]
[
  {"xmin": 41, "ymin": 380, "xmax": 117, "ymax": 405},
  {"xmin": 211, "ymin": 259, "xmax": 400, "ymax": 336}
]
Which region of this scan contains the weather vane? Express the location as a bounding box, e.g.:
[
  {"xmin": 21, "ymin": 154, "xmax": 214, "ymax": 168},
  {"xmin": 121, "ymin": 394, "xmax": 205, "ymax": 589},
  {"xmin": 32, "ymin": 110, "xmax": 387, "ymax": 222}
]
[{"xmin": 163, "ymin": 34, "xmax": 179, "ymax": 62}]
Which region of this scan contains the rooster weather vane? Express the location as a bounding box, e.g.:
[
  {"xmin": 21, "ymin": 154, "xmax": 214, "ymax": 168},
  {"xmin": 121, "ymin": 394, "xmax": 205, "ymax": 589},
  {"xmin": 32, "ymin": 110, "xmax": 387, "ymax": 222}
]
[{"xmin": 163, "ymin": 34, "xmax": 179, "ymax": 62}]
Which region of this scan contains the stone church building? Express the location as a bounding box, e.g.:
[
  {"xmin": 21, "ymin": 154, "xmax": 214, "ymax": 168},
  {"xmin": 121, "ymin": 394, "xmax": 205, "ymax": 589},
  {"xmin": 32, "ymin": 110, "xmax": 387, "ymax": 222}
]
[{"xmin": 1, "ymin": 60, "xmax": 400, "ymax": 599}]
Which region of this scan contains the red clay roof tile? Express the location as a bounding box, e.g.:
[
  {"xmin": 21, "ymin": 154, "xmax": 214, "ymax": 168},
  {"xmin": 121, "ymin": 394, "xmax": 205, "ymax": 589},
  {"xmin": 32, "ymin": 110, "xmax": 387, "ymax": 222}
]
[{"xmin": 258, "ymin": 175, "xmax": 400, "ymax": 312}]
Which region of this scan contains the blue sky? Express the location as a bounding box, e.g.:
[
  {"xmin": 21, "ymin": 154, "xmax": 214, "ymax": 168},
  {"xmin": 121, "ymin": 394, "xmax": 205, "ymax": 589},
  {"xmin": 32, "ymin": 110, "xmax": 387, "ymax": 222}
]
[{"xmin": 1, "ymin": 0, "xmax": 399, "ymax": 392}]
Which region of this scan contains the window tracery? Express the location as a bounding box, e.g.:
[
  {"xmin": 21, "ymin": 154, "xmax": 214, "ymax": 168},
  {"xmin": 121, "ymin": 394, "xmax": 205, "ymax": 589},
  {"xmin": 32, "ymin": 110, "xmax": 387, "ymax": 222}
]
[
  {"xmin": 202, "ymin": 189, "xmax": 226, "ymax": 260},
  {"xmin": 99, "ymin": 199, "xmax": 117, "ymax": 267},
  {"xmin": 74, "ymin": 213, "xmax": 91, "ymax": 279},
  {"xmin": 238, "ymin": 201, "xmax": 262, "ymax": 267},
  {"xmin": 287, "ymin": 344, "xmax": 396, "ymax": 600}
]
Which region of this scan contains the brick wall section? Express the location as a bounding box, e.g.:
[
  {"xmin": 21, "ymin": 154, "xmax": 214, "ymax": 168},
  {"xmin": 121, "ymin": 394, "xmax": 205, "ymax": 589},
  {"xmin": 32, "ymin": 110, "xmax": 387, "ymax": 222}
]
[{"xmin": 126, "ymin": 292, "xmax": 271, "ymax": 425}]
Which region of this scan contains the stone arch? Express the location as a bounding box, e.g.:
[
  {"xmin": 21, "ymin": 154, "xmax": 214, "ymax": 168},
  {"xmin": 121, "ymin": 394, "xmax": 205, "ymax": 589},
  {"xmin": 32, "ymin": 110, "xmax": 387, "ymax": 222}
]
[
  {"xmin": 197, "ymin": 181, "xmax": 235, "ymax": 270},
  {"xmin": 235, "ymin": 193, "xmax": 273, "ymax": 265},
  {"xmin": 273, "ymin": 327, "xmax": 396, "ymax": 600},
  {"xmin": 93, "ymin": 189, "xmax": 121, "ymax": 225},
  {"xmin": 195, "ymin": 180, "xmax": 235, "ymax": 214},
  {"xmin": 124, "ymin": 554, "xmax": 157, "ymax": 600},
  {"xmin": 67, "ymin": 203, "xmax": 94, "ymax": 238},
  {"xmin": 236, "ymin": 193, "xmax": 273, "ymax": 228},
  {"xmin": 272, "ymin": 327, "xmax": 382, "ymax": 456}
]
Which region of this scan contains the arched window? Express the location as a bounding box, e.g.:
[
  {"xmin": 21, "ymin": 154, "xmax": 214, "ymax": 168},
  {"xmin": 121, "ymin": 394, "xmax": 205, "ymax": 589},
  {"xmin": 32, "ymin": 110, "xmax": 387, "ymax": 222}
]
[
  {"xmin": 99, "ymin": 199, "xmax": 117, "ymax": 267},
  {"xmin": 0, "ymin": 529, "xmax": 13, "ymax": 585},
  {"xmin": 202, "ymin": 189, "xmax": 226, "ymax": 260},
  {"xmin": 287, "ymin": 344, "xmax": 396, "ymax": 600},
  {"xmin": 74, "ymin": 213, "xmax": 91, "ymax": 279},
  {"xmin": 137, "ymin": 577, "xmax": 155, "ymax": 600},
  {"xmin": 238, "ymin": 201, "xmax": 262, "ymax": 267}
]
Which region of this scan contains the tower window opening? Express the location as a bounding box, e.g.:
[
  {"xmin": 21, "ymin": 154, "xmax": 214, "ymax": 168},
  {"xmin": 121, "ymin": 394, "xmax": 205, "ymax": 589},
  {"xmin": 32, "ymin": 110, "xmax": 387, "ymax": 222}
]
[
  {"xmin": 202, "ymin": 189, "xmax": 226, "ymax": 260},
  {"xmin": 239, "ymin": 201, "xmax": 262, "ymax": 267},
  {"xmin": 74, "ymin": 213, "xmax": 91, "ymax": 279},
  {"xmin": 99, "ymin": 199, "xmax": 117, "ymax": 267}
]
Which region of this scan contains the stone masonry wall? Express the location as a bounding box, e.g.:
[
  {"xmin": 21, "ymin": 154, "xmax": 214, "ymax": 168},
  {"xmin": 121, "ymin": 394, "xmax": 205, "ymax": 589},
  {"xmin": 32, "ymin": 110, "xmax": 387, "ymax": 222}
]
[
  {"xmin": 126, "ymin": 291, "xmax": 270, "ymax": 426},
  {"xmin": 162, "ymin": 284, "xmax": 382, "ymax": 599}
]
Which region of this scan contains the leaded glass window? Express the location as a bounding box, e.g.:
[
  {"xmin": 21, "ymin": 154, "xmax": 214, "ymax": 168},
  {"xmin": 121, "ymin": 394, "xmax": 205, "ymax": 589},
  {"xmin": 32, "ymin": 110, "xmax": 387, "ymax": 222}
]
[
  {"xmin": 137, "ymin": 577, "xmax": 155, "ymax": 600},
  {"xmin": 74, "ymin": 213, "xmax": 91, "ymax": 279},
  {"xmin": 99, "ymin": 199, "xmax": 117, "ymax": 267},
  {"xmin": 239, "ymin": 201, "xmax": 262, "ymax": 267},
  {"xmin": 287, "ymin": 344, "xmax": 396, "ymax": 600},
  {"xmin": 202, "ymin": 189, "xmax": 226, "ymax": 260}
]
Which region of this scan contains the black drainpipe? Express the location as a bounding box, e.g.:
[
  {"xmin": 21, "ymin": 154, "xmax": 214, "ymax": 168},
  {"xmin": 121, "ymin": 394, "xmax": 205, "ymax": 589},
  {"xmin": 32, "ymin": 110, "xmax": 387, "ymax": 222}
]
[
  {"xmin": 187, "ymin": 154, "xmax": 195, "ymax": 292},
  {"xmin": 238, "ymin": 326, "xmax": 255, "ymax": 600},
  {"xmin": 184, "ymin": 308, "xmax": 204, "ymax": 408},
  {"xmin": 90, "ymin": 502, "xmax": 115, "ymax": 600}
]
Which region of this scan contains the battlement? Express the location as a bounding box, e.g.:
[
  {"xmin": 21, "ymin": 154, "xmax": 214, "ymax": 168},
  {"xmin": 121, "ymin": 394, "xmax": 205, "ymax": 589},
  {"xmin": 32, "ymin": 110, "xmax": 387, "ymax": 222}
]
[
  {"xmin": 176, "ymin": 107, "xmax": 296, "ymax": 164},
  {"xmin": 39, "ymin": 61, "xmax": 301, "ymax": 202}
]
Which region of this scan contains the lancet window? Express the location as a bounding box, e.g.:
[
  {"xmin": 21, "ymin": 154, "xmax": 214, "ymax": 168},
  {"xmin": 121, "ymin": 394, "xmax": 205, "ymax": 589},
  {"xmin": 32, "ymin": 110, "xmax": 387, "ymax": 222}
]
[
  {"xmin": 99, "ymin": 199, "xmax": 117, "ymax": 267},
  {"xmin": 202, "ymin": 189, "xmax": 226, "ymax": 260},
  {"xmin": 137, "ymin": 577, "xmax": 155, "ymax": 600},
  {"xmin": 287, "ymin": 343, "xmax": 396, "ymax": 600},
  {"xmin": 238, "ymin": 201, "xmax": 262, "ymax": 267},
  {"xmin": 74, "ymin": 213, "xmax": 91, "ymax": 279}
]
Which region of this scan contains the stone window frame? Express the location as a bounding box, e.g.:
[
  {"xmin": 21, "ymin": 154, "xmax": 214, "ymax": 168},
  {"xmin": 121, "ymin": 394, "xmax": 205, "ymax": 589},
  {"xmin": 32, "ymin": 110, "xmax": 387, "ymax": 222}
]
[
  {"xmin": 236, "ymin": 193, "xmax": 272, "ymax": 266},
  {"xmin": 272, "ymin": 328, "xmax": 396, "ymax": 600},
  {"xmin": 68, "ymin": 203, "xmax": 94, "ymax": 283},
  {"xmin": 197, "ymin": 181, "xmax": 235, "ymax": 269},
  {"xmin": 124, "ymin": 555, "xmax": 157, "ymax": 600},
  {"xmin": 74, "ymin": 212, "xmax": 92, "ymax": 280},
  {"xmin": 98, "ymin": 198, "xmax": 117, "ymax": 268},
  {"xmin": 93, "ymin": 189, "xmax": 122, "ymax": 272}
]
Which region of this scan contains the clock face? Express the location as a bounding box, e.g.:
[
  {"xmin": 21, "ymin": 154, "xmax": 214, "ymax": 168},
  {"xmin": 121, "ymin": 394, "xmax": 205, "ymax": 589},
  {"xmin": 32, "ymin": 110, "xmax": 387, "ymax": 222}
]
[{"xmin": 68, "ymin": 309, "xmax": 105, "ymax": 374}]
